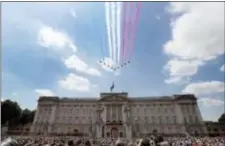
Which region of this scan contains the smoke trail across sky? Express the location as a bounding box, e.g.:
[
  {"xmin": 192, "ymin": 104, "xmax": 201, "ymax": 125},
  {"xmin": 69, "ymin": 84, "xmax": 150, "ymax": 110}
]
[
  {"xmin": 105, "ymin": 2, "xmax": 113, "ymax": 60},
  {"xmin": 103, "ymin": 2, "xmax": 141, "ymax": 72},
  {"xmin": 121, "ymin": 2, "xmax": 127, "ymax": 64},
  {"xmin": 116, "ymin": 2, "xmax": 122, "ymax": 65},
  {"xmin": 123, "ymin": 2, "xmax": 134, "ymax": 63},
  {"xmin": 104, "ymin": 2, "xmax": 122, "ymax": 67},
  {"xmin": 126, "ymin": 2, "xmax": 142, "ymax": 62},
  {"xmin": 121, "ymin": 2, "xmax": 142, "ymax": 64},
  {"xmin": 111, "ymin": 2, "xmax": 117, "ymax": 65}
]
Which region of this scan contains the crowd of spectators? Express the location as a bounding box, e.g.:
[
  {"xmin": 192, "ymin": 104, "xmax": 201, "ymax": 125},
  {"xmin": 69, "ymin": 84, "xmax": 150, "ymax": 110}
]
[{"xmin": 1, "ymin": 135, "xmax": 225, "ymax": 146}]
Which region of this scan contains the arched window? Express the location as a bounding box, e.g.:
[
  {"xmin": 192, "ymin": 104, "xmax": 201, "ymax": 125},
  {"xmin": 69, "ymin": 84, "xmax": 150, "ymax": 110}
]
[
  {"xmin": 152, "ymin": 116, "xmax": 155, "ymax": 124},
  {"xmin": 207, "ymin": 127, "xmax": 211, "ymax": 131},
  {"xmin": 120, "ymin": 132, "xmax": 123, "ymax": 137},
  {"xmin": 107, "ymin": 132, "xmax": 110, "ymax": 137},
  {"xmin": 173, "ymin": 116, "xmax": 177, "ymax": 124},
  {"xmin": 166, "ymin": 116, "xmax": 169, "ymax": 124},
  {"xmin": 74, "ymin": 129, "xmax": 79, "ymax": 133},
  {"xmin": 153, "ymin": 129, "xmax": 157, "ymax": 134},
  {"xmin": 159, "ymin": 116, "xmax": 162, "ymax": 124}
]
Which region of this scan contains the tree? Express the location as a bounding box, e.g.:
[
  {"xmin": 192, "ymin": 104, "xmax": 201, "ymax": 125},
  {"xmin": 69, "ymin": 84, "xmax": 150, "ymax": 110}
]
[
  {"xmin": 218, "ymin": 113, "xmax": 225, "ymax": 123},
  {"xmin": 1, "ymin": 99, "xmax": 36, "ymax": 128},
  {"xmin": 19, "ymin": 109, "xmax": 36, "ymax": 125},
  {"xmin": 1, "ymin": 99, "xmax": 22, "ymax": 126},
  {"xmin": 20, "ymin": 109, "xmax": 31, "ymax": 125}
]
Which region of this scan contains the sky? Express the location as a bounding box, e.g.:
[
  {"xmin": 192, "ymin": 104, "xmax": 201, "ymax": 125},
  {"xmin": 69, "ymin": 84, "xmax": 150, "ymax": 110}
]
[{"xmin": 1, "ymin": 2, "xmax": 225, "ymax": 121}]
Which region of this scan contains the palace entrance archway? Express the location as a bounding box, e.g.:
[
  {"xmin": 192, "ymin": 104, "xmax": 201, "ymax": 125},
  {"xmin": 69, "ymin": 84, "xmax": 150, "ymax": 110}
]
[{"xmin": 111, "ymin": 127, "xmax": 119, "ymax": 138}]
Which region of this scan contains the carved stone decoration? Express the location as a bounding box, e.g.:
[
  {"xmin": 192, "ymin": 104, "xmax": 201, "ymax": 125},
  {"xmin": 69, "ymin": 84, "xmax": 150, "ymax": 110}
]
[
  {"xmin": 124, "ymin": 105, "xmax": 131, "ymax": 125},
  {"xmin": 96, "ymin": 105, "xmax": 104, "ymax": 125},
  {"xmin": 99, "ymin": 93, "xmax": 129, "ymax": 102}
]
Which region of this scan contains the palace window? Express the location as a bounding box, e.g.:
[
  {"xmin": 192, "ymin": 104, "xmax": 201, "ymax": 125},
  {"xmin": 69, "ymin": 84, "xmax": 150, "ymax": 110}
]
[
  {"xmin": 195, "ymin": 116, "xmax": 198, "ymax": 123},
  {"xmin": 144, "ymin": 108, "xmax": 147, "ymax": 115},
  {"xmin": 189, "ymin": 116, "xmax": 193, "ymax": 124},
  {"xmin": 137, "ymin": 109, "xmax": 140, "ymax": 115},
  {"xmin": 152, "ymin": 116, "xmax": 155, "ymax": 124},
  {"xmin": 184, "ymin": 117, "xmax": 187, "ymax": 124},
  {"xmin": 166, "ymin": 116, "xmax": 169, "ymax": 124},
  {"xmin": 158, "ymin": 108, "xmax": 161, "ymax": 113},
  {"xmin": 174, "ymin": 116, "xmax": 177, "ymax": 124},
  {"xmin": 192, "ymin": 106, "xmax": 196, "ymax": 113},
  {"xmin": 207, "ymin": 127, "xmax": 211, "ymax": 131},
  {"xmin": 171, "ymin": 108, "xmax": 174, "ymax": 113},
  {"xmin": 187, "ymin": 106, "xmax": 190, "ymax": 113},
  {"xmin": 159, "ymin": 116, "xmax": 162, "ymax": 124}
]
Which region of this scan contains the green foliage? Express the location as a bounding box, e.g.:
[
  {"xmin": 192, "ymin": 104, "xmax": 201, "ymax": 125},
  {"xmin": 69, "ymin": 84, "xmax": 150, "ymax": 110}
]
[
  {"xmin": 19, "ymin": 109, "xmax": 36, "ymax": 125},
  {"xmin": 218, "ymin": 113, "xmax": 225, "ymax": 123},
  {"xmin": 1, "ymin": 99, "xmax": 35, "ymax": 126}
]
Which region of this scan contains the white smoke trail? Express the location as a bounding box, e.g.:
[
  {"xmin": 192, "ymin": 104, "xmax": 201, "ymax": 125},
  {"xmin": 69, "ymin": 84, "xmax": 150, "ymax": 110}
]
[
  {"xmin": 116, "ymin": 2, "xmax": 122, "ymax": 65},
  {"xmin": 111, "ymin": 2, "xmax": 117, "ymax": 66},
  {"xmin": 105, "ymin": 2, "xmax": 113, "ymax": 60}
]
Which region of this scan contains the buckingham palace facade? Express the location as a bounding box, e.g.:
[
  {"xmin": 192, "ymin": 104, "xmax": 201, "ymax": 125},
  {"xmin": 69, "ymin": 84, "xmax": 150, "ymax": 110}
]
[{"xmin": 30, "ymin": 92, "xmax": 206, "ymax": 138}]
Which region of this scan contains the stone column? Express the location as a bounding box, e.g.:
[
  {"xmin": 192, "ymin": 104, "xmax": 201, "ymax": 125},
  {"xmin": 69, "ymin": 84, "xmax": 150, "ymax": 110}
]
[
  {"xmin": 48, "ymin": 105, "xmax": 57, "ymax": 134},
  {"xmin": 194, "ymin": 103, "xmax": 207, "ymax": 134},
  {"xmin": 106, "ymin": 105, "xmax": 109, "ymax": 122},
  {"xmin": 174, "ymin": 103, "xmax": 186, "ymax": 135},
  {"xmin": 117, "ymin": 105, "xmax": 118, "ymax": 121},
  {"xmin": 125, "ymin": 124, "xmax": 132, "ymax": 140},
  {"xmin": 110, "ymin": 105, "xmax": 112, "ymax": 122},
  {"xmin": 195, "ymin": 104, "xmax": 204, "ymax": 122},
  {"xmin": 124, "ymin": 105, "xmax": 132, "ymax": 139},
  {"xmin": 174, "ymin": 103, "xmax": 184, "ymax": 124},
  {"xmin": 96, "ymin": 106, "xmax": 104, "ymax": 138},
  {"xmin": 30, "ymin": 105, "xmax": 41, "ymax": 135},
  {"xmin": 119, "ymin": 105, "xmax": 122, "ymax": 121},
  {"xmin": 96, "ymin": 124, "xmax": 102, "ymax": 138}
]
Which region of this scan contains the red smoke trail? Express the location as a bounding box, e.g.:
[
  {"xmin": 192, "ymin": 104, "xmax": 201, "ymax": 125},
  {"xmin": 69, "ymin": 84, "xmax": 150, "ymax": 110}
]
[
  {"xmin": 121, "ymin": 2, "xmax": 127, "ymax": 64},
  {"xmin": 126, "ymin": 2, "xmax": 142, "ymax": 62},
  {"xmin": 122, "ymin": 2, "xmax": 134, "ymax": 64}
]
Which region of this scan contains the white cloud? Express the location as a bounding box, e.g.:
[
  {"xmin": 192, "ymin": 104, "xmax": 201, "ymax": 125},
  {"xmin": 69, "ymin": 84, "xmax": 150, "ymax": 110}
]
[
  {"xmin": 156, "ymin": 16, "xmax": 161, "ymax": 20},
  {"xmin": 86, "ymin": 68, "xmax": 101, "ymax": 76},
  {"xmin": 58, "ymin": 73, "xmax": 91, "ymax": 92},
  {"xmin": 164, "ymin": 59, "xmax": 204, "ymax": 77},
  {"xmin": 198, "ymin": 98, "xmax": 224, "ymax": 107},
  {"xmin": 220, "ymin": 64, "xmax": 225, "ymax": 72},
  {"xmin": 38, "ymin": 26, "xmax": 101, "ymax": 77},
  {"xmin": 35, "ymin": 89, "xmax": 55, "ymax": 96},
  {"xmin": 12, "ymin": 92, "xmax": 18, "ymax": 96},
  {"xmin": 163, "ymin": 2, "xmax": 224, "ymax": 84},
  {"xmin": 164, "ymin": 76, "xmax": 190, "ymax": 84},
  {"xmin": 38, "ymin": 25, "xmax": 77, "ymax": 52},
  {"xmin": 63, "ymin": 55, "xmax": 101, "ymax": 76},
  {"xmin": 164, "ymin": 59, "xmax": 203, "ymax": 84},
  {"xmin": 182, "ymin": 81, "xmax": 225, "ymax": 95},
  {"xmin": 38, "ymin": 27, "xmax": 101, "ymax": 77},
  {"xmin": 70, "ymin": 9, "xmax": 77, "ymax": 18},
  {"xmin": 164, "ymin": 2, "xmax": 224, "ymax": 61}
]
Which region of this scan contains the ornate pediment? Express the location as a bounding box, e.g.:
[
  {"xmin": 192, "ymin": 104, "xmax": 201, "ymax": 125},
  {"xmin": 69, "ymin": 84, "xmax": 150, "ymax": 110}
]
[{"xmin": 99, "ymin": 92, "xmax": 128, "ymax": 102}]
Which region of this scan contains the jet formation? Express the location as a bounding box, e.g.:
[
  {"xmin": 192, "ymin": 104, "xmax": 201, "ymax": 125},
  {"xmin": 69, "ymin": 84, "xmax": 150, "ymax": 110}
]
[{"xmin": 99, "ymin": 60, "xmax": 130, "ymax": 71}]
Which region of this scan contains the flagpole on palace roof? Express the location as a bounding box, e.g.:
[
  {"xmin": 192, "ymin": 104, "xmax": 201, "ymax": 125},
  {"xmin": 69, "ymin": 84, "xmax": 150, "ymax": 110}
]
[{"xmin": 110, "ymin": 81, "xmax": 115, "ymax": 92}]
